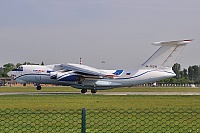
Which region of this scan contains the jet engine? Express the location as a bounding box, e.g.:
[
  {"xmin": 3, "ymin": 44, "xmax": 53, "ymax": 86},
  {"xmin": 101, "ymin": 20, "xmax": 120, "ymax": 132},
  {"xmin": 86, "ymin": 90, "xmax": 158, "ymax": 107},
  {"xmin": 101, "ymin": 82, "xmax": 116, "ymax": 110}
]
[
  {"xmin": 50, "ymin": 71, "xmax": 58, "ymax": 79},
  {"xmin": 50, "ymin": 71, "xmax": 84, "ymax": 82}
]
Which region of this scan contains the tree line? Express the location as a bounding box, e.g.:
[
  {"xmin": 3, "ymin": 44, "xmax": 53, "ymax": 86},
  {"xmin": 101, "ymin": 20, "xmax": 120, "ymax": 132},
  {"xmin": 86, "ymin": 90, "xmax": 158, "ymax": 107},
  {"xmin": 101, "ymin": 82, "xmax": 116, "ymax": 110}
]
[{"xmin": 0, "ymin": 62, "xmax": 200, "ymax": 84}]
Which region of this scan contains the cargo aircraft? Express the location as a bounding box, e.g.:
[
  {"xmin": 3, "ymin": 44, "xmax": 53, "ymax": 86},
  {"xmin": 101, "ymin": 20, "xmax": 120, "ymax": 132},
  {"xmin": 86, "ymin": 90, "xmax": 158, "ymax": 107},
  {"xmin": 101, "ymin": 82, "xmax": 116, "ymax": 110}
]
[{"xmin": 8, "ymin": 39, "xmax": 192, "ymax": 93}]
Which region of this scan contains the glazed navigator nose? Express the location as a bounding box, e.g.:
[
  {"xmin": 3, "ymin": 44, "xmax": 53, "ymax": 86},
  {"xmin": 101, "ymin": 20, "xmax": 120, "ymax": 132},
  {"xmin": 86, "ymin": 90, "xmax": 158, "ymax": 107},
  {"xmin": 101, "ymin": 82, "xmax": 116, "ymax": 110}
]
[{"xmin": 7, "ymin": 71, "xmax": 12, "ymax": 77}]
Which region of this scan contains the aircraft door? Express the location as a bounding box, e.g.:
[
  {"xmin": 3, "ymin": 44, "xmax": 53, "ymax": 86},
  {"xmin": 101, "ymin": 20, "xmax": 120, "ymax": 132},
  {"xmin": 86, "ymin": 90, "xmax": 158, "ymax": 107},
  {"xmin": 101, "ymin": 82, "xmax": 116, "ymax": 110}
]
[{"xmin": 35, "ymin": 72, "xmax": 41, "ymax": 81}]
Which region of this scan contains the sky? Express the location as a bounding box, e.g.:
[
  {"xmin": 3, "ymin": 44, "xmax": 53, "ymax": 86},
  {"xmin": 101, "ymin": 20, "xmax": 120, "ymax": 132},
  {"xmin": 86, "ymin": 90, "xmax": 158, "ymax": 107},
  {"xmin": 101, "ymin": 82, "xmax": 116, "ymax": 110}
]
[{"xmin": 0, "ymin": 0, "xmax": 200, "ymax": 69}]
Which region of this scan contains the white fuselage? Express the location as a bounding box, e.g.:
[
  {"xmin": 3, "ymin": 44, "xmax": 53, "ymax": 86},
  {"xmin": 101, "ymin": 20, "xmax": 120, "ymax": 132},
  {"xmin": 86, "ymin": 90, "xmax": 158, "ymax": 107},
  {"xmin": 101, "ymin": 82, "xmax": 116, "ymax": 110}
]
[
  {"xmin": 8, "ymin": 64, "xmax": 175, "ymax": 90},
  {"xmin": 7, "ymin": 39, "xmax": 192, "ymax": 93}
]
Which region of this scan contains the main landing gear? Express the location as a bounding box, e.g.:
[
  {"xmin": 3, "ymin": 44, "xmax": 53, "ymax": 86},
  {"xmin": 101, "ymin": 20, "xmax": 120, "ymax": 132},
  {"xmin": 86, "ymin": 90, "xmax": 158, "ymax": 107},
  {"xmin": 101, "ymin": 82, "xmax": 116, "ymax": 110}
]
[
  {"xmin": 91, "ymin": 89, "xmax": 97, "ymax": 94},
  {"xmin": 81, "ymin": 89, "xmax": 87, "ymax": 93},
  {"xmin": 81, "ymin": 89, "xmax": 97, "ymax": 94}
]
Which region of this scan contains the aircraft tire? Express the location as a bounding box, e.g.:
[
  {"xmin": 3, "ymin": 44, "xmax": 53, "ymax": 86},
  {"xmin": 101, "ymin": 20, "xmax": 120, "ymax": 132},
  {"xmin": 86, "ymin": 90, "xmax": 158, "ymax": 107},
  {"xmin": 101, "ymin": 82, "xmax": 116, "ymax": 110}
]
[
  {"xmin": 36, "ymin": 86, "xmax": 41, "ymax": 90},
  {"xmin": 81, "ymin": 89, "xmax": 87, "ymax": 93},
  {"xmin": 91, "ymin": 89, "xmax": 97, "ymax": 94}
]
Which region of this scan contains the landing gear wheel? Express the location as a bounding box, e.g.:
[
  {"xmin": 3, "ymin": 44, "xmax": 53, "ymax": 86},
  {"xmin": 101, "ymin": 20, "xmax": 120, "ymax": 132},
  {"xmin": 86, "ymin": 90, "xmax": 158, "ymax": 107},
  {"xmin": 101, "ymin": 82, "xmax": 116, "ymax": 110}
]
[
  {"xmin": 81, "ymin": 89, "xmax": 87, "ymax": 93},
  {"xmin": 36, "ymin": 86, "xmax": 42, "ymax": 90},
  {"xmin": 91, "ymin": 89, "xmax": 97, "ymax": 94}
]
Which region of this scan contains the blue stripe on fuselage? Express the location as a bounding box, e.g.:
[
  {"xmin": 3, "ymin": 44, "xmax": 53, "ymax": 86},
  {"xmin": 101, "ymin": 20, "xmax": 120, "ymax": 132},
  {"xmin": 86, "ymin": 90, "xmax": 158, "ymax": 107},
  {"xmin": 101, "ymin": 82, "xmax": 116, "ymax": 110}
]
[
  {"xmin": 47, "ymin": 70, "xmax": 53, "ymax": 73},
  {"xmin": 115, "ymin": 70, "xmax": 175, "ymax": 80},
  {"xmin": 14, "ymin": 73, "xmax": 50, "ymax": 80},
  {"xmin": 113, "ymin": 70, "xmax": 123, "ymax": 75}
]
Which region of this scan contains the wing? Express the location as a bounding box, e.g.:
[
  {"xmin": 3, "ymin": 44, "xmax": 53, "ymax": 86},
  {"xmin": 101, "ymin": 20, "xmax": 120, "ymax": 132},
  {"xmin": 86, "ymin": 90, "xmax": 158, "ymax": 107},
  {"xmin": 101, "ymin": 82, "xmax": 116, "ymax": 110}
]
[{"xmin": 60, "ymin": 63, "xmax": 115, "ymax": 78}]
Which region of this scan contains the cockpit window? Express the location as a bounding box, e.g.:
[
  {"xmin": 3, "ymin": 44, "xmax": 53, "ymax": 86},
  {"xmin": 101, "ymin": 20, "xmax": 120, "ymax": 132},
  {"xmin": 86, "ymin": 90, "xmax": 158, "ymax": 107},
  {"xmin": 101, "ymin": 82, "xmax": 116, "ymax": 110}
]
[
  {"xmin": 18, "ymin": 66, "xmax": 23, "ymax": 70},
  {"xmin": 12, "ymin": 66, "xmax": 23, "ymax": 71}
]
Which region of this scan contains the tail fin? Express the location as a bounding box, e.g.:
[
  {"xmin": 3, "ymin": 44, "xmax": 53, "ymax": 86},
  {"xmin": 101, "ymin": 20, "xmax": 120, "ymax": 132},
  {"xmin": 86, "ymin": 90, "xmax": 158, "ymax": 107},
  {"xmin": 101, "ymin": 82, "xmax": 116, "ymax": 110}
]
[{"xmin": 142, "ymin": 39, "xmax": 193, "ymax": 68}]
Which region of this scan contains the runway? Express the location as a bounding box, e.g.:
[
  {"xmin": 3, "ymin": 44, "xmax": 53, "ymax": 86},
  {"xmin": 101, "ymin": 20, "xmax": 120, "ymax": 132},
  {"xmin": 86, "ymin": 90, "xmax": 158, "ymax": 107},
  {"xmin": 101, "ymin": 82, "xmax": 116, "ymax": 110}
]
[{"xmin": 0, "ymin": 92, "xmax": 200, "ymax": 95}]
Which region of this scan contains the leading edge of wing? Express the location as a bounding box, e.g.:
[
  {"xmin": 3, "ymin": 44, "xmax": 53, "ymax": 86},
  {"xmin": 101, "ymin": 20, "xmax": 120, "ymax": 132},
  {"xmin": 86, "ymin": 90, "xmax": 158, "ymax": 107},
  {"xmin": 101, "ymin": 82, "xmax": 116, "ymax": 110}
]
[{"xmin": 60, "ymin": 63, "xmax": 115, "ymax": 77}]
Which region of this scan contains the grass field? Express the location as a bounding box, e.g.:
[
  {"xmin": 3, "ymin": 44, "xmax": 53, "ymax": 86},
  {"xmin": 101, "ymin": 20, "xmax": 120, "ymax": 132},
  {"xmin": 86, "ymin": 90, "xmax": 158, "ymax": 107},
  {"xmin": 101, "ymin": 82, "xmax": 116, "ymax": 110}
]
[
  {"xmin": 0, "ymin": 86, "xmax": 199, "ymax": 110},
  {"xmin": 0, "ymin": 95, "xmax": 199, "ymax": 110},
  {"xmin": 1, "ymin": 86, "xmax": 199, "ymax": 132},
  {"xmin": 0, "ymin": 86, "xmax": 200, "ymax": 92}
]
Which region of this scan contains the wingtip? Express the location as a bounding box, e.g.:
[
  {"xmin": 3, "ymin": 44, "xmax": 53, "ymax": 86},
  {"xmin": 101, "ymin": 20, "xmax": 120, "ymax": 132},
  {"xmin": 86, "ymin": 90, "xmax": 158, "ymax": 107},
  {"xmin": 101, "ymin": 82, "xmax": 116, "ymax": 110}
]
[{"xmin": 183, "ymin": 39, "xmax": 194, "ymax": 43}]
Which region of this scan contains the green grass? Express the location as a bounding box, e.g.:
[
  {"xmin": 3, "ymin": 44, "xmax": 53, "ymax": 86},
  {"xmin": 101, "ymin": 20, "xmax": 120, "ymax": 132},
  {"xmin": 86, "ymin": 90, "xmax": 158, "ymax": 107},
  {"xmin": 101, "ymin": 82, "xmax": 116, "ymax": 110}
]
[
  {"xmin": 102, "ymin": 86, "xmax": 200, "ymax": 92},
  {"xmin": 0, "ymin": 86, "xmax": 200, "ymax": 92},
  {"xmin": 0, "ymin": 86, "xmax": 199, "ymax": 132},
  {"xmin": 0, "ymin": 95, "xmax": 199, "ymax": 110},
  {"xmin": 1, "ymin": 107, "xmax": 199, "ymax": 132},
  {"xmin": 0, "ymin": 86, "xmax": 79, "ymax": 92},
  {"xmin": 0, "ymin": 86, "xmax": 199, "ymax": 110}
]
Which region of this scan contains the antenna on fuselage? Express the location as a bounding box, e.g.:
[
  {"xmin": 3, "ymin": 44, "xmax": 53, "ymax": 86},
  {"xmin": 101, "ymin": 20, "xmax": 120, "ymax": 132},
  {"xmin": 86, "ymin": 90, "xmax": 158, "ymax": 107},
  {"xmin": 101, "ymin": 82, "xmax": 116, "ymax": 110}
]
[{"xmin": 80, "ymin": 57, "xmax": 82, "ymax": 65}]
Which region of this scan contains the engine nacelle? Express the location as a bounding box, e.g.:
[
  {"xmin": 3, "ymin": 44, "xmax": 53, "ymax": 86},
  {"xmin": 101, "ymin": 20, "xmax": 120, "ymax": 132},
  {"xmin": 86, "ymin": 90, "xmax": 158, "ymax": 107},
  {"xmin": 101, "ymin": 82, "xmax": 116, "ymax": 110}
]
[
  {"xmin": 50, "ymin": 71, "xmax": 84, "ymax": 82},
  {"xmin": 57, "ymin": 72, "xmax": 81, "ymax": 82},
  {"xmin": 50, "ymin": 71, "xmax": 58, "ymax": 79},
  {"xmin": 58, "ymin": 74, "xmax": 78, "ymax": 81}
]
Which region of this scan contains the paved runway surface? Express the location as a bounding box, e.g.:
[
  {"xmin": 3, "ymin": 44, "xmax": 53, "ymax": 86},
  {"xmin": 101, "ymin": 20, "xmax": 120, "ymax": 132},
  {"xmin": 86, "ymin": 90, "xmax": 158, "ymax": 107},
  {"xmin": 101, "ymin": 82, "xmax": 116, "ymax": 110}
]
[{"xmin": 0, "ymin": 92, "xmax": 200, "ymax": 95}]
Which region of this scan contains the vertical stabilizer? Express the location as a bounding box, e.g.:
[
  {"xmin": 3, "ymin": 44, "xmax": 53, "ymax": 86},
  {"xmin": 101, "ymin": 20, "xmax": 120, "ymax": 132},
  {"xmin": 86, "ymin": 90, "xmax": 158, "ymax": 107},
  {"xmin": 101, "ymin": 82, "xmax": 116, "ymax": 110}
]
[{"xmin": 142, "ymin": 39, "xmax": 193, "ymax": 68}]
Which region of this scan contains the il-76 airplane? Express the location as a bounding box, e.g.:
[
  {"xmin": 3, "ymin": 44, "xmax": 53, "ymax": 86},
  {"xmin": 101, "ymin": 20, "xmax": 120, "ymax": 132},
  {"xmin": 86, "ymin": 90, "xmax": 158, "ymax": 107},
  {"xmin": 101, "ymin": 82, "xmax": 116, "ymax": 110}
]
[{"xmin": 8, "ymin": 39, "xmax": 192, "ymax": 93}]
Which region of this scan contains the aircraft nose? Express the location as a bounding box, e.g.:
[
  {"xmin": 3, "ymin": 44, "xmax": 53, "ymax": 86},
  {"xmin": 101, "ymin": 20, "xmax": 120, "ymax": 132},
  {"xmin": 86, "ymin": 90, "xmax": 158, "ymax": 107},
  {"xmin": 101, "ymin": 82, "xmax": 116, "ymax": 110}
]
[{"xmin": 7, "ymin": 71, "xmax": 12, "ymax": 77}]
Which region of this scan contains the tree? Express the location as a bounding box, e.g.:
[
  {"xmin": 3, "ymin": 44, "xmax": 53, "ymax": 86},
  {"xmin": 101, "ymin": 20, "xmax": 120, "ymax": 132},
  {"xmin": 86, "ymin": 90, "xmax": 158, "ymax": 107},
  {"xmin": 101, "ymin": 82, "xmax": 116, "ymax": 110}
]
[
  {"xmin": 0, "ymin": 67, "xmax": 4, "ymax": 77},
  {"xmin": 183, "ymin": 69, "xmax": 188, "ymax": 78},
  {"xmin": 41, "ymin": 61, "xmax": 44, "ymax": 66},
  {"xmin": 23, "ymin": 62, "xmax": 38, "ymax": 65},
  {"xmin": 193, "ymin": 65, "xmax": 199, "ymax": 83},
  {"xmin": 172, "ymin": 63, "xmax": 181, "ymax": 78},
  {"xmin": 188, "ymin": 65, "xmax": 200, "ymax": 83},
  {"xmin": 23, "ymin": 62, "xmax": 32, "ymax": 65},
  {"xmin": 188, "ymin": 66, "xmax": 194, "ymax": 82},
  {"xmin": 16, "ymin": 63, "xmax": 22, "ymax": 68},
  {"xmin": 2, "ymin": 63, "xmax": 15, "ymax": 77}
]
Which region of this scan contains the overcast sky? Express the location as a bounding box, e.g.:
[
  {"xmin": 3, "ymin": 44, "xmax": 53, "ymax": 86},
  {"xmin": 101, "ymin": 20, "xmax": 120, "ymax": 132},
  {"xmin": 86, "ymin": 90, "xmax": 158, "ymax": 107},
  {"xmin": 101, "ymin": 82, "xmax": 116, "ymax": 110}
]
[{"xmin": 0, "ymin": 0, "xmax": 199, "ymax": 69}]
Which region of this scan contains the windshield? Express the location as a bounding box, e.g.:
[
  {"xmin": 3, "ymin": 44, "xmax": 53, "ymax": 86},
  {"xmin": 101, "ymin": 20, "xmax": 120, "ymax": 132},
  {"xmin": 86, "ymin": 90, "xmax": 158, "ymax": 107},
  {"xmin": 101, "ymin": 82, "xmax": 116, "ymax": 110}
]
[{"xmin": 12, "ymin": 66, "xmax": 23, "ymax": 71}]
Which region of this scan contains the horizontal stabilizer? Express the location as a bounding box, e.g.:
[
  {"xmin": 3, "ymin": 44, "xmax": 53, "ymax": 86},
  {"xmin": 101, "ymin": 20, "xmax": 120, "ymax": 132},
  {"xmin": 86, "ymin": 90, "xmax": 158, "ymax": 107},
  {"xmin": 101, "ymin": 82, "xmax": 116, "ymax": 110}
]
[
  {"xmin": 152, "ymin": 39, "xmax": 193, "ymax": 46},
  {"xmin": 142, "ymin": 39, "xmax": 193, "ymax": 68}
]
